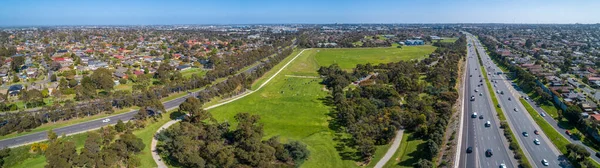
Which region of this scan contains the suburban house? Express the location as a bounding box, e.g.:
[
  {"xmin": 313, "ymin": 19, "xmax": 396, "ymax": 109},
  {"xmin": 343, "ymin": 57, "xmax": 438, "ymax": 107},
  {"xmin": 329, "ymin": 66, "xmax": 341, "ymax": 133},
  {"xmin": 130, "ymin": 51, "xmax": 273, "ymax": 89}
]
[
  {"xmin": 176, "ymin": 64, "xmax": 191, "ymax": 71},
  {"xmin": 8, "ymin": 84, "xmax": 23, "ymax": 96}
]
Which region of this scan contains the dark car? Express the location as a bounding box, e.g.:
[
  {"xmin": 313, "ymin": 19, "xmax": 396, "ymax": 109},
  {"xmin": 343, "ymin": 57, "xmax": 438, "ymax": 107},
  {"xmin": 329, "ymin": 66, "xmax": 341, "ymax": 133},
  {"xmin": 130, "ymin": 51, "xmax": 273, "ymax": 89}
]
[
  {"xmin": 479, "ymin": 115, "xmax": 484, "ymax": 119},
  {"xmin": 467, "ymin": 147, "xmax": 473, "ymax": 153},
  {"xmin": 595, "ymin": 152, "xmax": 600, "ymax": 158},
  {"xmin": 486, "ymin": 149, "xmax": 493, "ymax": 157},
  {"xmin": 534, "ymin": 130, "xmax": 539, "ymax": 135}
]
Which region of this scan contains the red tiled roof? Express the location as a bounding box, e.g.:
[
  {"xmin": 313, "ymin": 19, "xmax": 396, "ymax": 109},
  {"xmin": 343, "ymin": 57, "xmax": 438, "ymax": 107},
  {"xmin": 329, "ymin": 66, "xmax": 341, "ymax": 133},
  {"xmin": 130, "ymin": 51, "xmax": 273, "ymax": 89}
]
[
  {"xmin": 53, "ymin": 57, "xmax": 66, "ymax": 62},
  {"xmin": 590, "ymin": 114, "xmax": 600, "ymax": 121}
]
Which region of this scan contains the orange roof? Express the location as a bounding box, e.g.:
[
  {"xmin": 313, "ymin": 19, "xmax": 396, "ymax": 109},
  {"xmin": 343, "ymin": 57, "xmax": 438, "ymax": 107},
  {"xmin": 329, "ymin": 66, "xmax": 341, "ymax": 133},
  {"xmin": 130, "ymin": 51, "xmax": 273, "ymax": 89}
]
[{"xmin": 591, "ymin": 114, "xmax": 600, "ymax": 120}]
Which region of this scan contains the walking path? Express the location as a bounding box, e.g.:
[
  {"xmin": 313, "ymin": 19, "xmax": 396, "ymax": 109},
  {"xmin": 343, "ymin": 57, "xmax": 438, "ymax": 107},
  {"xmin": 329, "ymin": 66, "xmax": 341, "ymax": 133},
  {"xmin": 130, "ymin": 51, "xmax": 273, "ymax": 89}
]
[
  {"xmin": 151, "ymin": 49, "xmax": 306, "ymax": 168},
  {"xmin": 374, "ymin": 129, "xmax": 404, "ymax": 168}
]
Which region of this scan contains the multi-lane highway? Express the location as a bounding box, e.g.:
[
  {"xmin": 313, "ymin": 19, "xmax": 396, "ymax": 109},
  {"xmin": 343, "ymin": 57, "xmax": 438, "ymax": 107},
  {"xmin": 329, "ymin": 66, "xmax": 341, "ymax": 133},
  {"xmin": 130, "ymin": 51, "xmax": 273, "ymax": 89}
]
[
  {"xmin": 459, "ymin": 34, "xmax": 515, "ymax": 168},
  {"xmin": 471, "ymin": 35, "xmax": 568, "ymax": 167}
]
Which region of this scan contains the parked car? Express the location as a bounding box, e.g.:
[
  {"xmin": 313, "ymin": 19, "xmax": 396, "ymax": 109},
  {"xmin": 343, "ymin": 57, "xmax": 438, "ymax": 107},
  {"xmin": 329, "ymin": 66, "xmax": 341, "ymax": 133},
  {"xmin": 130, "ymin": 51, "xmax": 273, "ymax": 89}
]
[{"xmin": 566, "ymin": 130, "xmax": 572, "ymax": 136}]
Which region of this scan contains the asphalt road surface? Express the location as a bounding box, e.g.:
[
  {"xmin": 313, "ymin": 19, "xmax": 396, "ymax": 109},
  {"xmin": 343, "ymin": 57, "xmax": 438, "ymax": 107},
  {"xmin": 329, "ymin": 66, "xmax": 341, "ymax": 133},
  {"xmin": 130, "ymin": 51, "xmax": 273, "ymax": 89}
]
[
  {"xmin": 0, "ymin": 91, "xmax": 198, "ymax": 148},
  {"xmin": 459, "ymin": 34, "xmax": 514, "ymax": 168},
  {"xmin": 516, "ymin": 89, "xmax": 600, "ymax": 164},
  {"xmin": 471, "ymin": 35, "xmax": 569, "ymax": 167}
]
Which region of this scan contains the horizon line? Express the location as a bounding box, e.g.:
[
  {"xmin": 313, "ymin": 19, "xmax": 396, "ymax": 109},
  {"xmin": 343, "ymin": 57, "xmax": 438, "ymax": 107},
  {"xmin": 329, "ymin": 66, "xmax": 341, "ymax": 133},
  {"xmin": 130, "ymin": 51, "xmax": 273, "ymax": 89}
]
[{"xmin": 2, "ymin": 22, "xmax": 600, "ymax": 27}]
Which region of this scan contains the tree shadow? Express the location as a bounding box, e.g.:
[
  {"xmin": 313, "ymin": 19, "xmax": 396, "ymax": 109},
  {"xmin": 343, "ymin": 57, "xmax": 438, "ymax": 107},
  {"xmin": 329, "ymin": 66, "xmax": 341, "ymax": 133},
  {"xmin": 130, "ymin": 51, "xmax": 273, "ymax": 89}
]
[
  {"xmin": 397, "ymin": 135, "xmax": 427, "ymax": 167},
  {"xmin": 169, "ymin": 111, "xmax": 186, "ymax": 120},
  {"xmin": 557, "ymin": 120, "xmax": 575, "ymax": 130},
  {"xmin": 320, "ymin": 95, "xmax": 365, "ymax": 162}
]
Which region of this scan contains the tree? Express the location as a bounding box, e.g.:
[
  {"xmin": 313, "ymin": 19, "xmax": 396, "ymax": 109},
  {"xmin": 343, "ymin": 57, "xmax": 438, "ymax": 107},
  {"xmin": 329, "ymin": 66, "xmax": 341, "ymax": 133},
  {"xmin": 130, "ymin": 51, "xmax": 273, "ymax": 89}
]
[
  {"xmin": 425, "ymin": 139, "xmax": 439, "ymax": 159},
  {"xmin": 414, "ymin": 158, "xmax": 433, "ymax": 168},
  {"xmin": 48, "ymin": 129, "xmax": 58, "ymax": 142},
  {"xmin": 11, "ymin": 56, "xmax": 24, "ymax": 72},
  {"xmin": 45, "ymin": 139, "xmax": 78, "ymax": 168},
  {"xmin": 77, "ymin": 132, "xmax": 101, "ymax": 167},
  {"xmin": 90, "ymin": 68, "xmax": 114, "ymax": 91},
  {"xmin": 180, "ymin": 97, "xmax": 211, "ymax": 123},
  {"xmin": 50, "ymin": 74, "xmax": 57, "ymax": 82},
  {"xmin": 115, "ymin": 119, "xmax": 126, "ymax": 133},
  {"xmin": 285, "ymin": 141, "xmax": 310, "ymax": 165},
  {"xmin": 117, "ymin": 132, "xmax": 145, "ymax": 153},
  {"xmin": 525, "ymin": 39, "xmax": 534, "ymax": 48}
]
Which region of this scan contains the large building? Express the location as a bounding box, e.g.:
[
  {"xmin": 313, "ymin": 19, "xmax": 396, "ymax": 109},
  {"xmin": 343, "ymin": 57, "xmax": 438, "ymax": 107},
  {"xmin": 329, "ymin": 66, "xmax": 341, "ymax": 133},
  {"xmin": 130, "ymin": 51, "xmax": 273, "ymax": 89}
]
[{"xmin": 404, "ymin": 40, "xmax": 424, "ymax": 45}]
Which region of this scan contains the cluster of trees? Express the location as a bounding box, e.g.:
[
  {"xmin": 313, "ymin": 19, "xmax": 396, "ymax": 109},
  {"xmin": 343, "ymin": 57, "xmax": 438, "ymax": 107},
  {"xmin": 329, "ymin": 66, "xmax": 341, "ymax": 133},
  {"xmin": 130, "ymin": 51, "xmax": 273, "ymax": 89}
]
[
  {"xmin": 42, "ymin": 125, "xmax": 144, "ymax": 168},
  {"xmin": 318, "ymin": 36, "xmax": 466, "ymax": 165},
  {"xmin": 157, "ymin": 97, "xmax": 310, "ymax": 168},
  {"xmin": 565, "ymin": 143, "xmax": 597, "ymax": 167}
]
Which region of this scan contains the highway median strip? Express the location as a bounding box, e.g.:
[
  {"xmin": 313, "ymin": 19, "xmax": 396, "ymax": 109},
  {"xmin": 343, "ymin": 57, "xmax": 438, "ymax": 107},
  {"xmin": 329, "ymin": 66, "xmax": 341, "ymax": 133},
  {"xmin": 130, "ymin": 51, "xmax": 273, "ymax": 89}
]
[{"xmin": 477, "ymin": 47, "xmax": 532, "ymax": 168}]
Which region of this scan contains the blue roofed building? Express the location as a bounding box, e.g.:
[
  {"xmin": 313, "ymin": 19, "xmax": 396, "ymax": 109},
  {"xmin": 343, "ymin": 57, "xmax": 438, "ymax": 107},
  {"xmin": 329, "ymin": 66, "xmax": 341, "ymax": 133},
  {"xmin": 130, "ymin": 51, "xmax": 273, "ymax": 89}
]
[{"xmin": 404, "ymin": 40, "xmax": 424, "ymax": 45}]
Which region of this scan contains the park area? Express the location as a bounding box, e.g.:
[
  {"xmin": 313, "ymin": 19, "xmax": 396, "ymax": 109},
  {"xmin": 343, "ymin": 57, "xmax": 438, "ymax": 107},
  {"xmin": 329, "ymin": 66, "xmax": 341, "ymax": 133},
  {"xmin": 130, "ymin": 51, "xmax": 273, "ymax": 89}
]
[
  {"xmin": 314, "ymin": 45, "xmax": 436, "ymax": 70},
  {"xmin": 209, "ymin": 46, "xmax": 435, "ymax": 167}
]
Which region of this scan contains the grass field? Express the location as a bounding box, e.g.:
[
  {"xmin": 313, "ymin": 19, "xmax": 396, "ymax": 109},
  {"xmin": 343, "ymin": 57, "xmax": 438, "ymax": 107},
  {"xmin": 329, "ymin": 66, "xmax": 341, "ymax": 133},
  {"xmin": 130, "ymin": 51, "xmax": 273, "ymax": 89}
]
[
  {"xmin": 383, "ymin": 133, "xmax": 426, "ymax": 168},
  {"xmin": 314, "ymin": 45, "xmax": 436, "ymax": 70},
  {"xmin": 209, "ymin": 47, "xmax": 435, "ymax": 167},
  {"xmin": 438, "ymin": 38, "xmax": 458, "ymax": 43}
]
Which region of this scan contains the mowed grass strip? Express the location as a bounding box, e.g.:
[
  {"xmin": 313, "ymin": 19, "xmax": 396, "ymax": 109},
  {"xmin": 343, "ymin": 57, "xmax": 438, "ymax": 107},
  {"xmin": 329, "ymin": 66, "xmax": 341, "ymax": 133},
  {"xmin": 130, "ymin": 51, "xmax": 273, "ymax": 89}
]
[{"xmin": 314, "ymin": 45, "xmax": 436, "ymax": 70}]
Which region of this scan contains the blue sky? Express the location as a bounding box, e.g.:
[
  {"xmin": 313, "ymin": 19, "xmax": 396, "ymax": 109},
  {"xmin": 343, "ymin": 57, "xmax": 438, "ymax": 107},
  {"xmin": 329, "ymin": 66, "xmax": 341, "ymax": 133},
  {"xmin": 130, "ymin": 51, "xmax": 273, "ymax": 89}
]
[{"xmin": 0, "ymin": 0, "xmax": 598, "ymax": 25}]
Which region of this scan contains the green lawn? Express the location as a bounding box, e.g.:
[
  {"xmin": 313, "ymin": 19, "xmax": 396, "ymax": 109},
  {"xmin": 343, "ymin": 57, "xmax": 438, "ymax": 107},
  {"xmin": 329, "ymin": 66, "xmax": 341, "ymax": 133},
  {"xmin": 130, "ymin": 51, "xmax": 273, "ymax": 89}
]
[
  {"xmin": 438, "ymin": 38, "xmax": 458, "ymax": 43},
  {"xmin": 210, "ymin": 48, "xmax": 430, "ymax": 168},
  {"xmin": 180, "ymin": 67, "xmax": 207, "ymax": 78},
  {"xmin": 383, "ymin": 133, "xmax": 426, "ymax": 168},
  {"xmin": 314, "ymin": 45, "xmax": 436, "ymax": 70}
]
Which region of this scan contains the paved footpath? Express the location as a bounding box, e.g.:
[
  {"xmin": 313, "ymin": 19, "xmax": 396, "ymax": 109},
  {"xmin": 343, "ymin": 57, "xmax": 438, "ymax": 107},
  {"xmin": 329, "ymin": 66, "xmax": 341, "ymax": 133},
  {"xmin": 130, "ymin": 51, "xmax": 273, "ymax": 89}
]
[
  {"xmin": 151, "ymin": 49, "xmax": 306, "ymax": 168},
  {"xmin": 374, "ymin": 129, "xmax": 404, "ymax": 168}
]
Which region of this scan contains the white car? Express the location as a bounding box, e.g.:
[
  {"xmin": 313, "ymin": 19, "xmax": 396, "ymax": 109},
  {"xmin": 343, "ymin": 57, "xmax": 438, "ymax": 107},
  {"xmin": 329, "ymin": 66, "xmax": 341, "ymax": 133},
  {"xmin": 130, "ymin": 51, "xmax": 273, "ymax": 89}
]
[
  {"xmin": 479, "ymin": 93, "xmax": 483, "ymax": 96},
  {"xmin": 540, "ymin": 113, "xmax": 546, "ymax": 117},
  {"xmin": 499, "ymin": 163, "xmax": 506, "ymax": 168},
  {"xmin": 514, "ymin": 108, "xmax": 518, "ymax": 112},
  {"xmin": 475, "ymin": 89, "xmax": 479, "ymax": 92},
  {"xmin": 494, "ymin": 84, "xmax": 497, "ymax": 87},
  {"xmin": 102, "ymin": 118, "xmax": 111, "ymax": 123},
  {"xmin": 541, "ymin": 159, "xmax": 549, "ymax": 166},
  {"xmin": 534, "ymin": 139, "xmax": 540, "ymax": 145}
]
